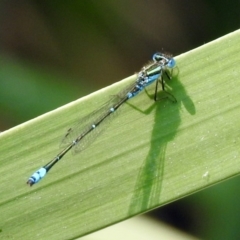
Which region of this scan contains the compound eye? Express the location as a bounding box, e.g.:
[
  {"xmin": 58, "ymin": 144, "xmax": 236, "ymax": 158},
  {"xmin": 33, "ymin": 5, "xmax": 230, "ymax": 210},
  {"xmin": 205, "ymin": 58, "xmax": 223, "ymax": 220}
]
[
  {"xmin": 152, "ymin": 52, "xmax": 162, "ymax": 62},
  {"xmin": 167, "ymin": 58, "xmax": 176, "ymax": 68}
]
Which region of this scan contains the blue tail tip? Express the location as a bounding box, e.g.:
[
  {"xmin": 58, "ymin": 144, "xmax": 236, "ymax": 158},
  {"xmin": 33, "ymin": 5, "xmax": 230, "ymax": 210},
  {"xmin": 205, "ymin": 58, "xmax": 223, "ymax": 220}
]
[{"xmin": 27, "ymin": 167, "xmax": 47, "ymax": 186}]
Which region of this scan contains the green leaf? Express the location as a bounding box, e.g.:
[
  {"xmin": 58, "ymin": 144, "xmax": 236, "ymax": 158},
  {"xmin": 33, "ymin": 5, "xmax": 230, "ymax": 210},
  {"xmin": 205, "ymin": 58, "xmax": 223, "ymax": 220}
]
[{"xmin": 1, "ymin": 29, "xmax": 240, "ymax": 239}]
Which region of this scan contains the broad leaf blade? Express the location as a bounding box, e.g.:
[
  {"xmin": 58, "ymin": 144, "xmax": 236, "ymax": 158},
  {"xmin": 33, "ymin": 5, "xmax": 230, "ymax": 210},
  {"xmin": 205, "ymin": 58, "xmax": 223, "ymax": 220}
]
[{"xmin": 0, "ymin": 29, "xmax": 240, "ymax": 239}]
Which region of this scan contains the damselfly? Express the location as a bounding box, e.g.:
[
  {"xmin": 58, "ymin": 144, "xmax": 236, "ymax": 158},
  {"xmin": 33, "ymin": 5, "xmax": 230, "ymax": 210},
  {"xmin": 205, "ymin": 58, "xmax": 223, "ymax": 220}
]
[{"xmin": 27, "ymin": 52, "xmax": 176, "ymax": 186}]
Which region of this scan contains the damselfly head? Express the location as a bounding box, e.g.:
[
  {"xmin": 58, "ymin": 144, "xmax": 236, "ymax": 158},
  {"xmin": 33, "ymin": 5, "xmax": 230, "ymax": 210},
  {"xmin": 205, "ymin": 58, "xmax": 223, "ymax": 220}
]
[{"xmin": 152, "ymin": 52, "xmax": 176, "ymax": 69}]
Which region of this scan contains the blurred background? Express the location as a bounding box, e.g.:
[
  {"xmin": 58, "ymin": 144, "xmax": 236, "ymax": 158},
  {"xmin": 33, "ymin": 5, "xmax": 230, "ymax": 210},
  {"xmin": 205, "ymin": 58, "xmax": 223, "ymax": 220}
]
[{"xmin": 0, "ymin": 0, "xmax": 239, "ymax": 239}]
